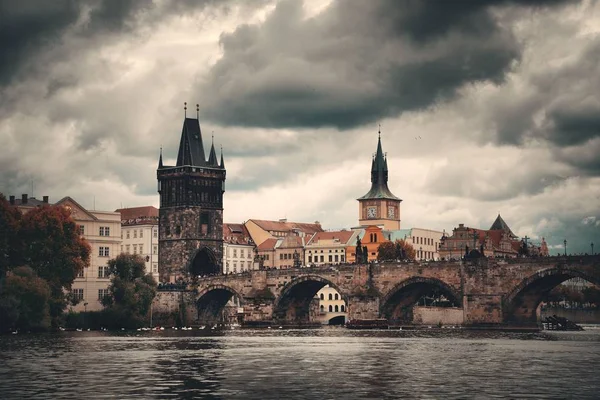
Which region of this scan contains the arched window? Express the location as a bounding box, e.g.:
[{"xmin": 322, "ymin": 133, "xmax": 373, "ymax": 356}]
[
  {"xmin": 329, "ymin": 305, "xmax": 333, "ymax": 312},
  {"xmin": 328, "ymin": 293, "xmax": 333, "ymax": 300},
  {"xmin": 341, "ymin": 305, "xmax": 345, "ymax": 312},
  {"xmin": 335, "ymin": 305, "xmax": 339, "ymax": 312},
  {"xmin": 320, "ymin": 293, "xmax": 324, "ymax": 300},
  {"xmin": 320, "ymin": 305, "xmax": 324, "ymax": 312},
  {"xmin": 334, "ymin": 293, "xmax": 339, "ymax": 300}
]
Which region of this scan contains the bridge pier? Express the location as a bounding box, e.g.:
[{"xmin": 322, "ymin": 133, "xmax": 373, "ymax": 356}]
[{"xmin": 347, "ymin": 295, "xmax": 380, "ymax": 321}]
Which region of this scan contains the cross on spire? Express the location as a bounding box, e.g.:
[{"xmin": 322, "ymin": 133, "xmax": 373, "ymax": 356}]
[
  {"xmin": 184, "ymin": 102, "xmax": 187, "ymax": 117},
  {"xmin": 196, "ymin": 104, "xmax": 199, "ymax": 119}
]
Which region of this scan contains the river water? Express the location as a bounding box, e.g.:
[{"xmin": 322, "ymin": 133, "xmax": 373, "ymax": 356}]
[{"xmin": 1, "ymin": 327, "xmax": 599, "ymax": 399}]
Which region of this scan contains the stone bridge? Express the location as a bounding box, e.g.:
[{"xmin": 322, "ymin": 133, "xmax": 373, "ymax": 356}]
[{"xmin": 153, "ymin": 255, "xmax": 600, "ymax": 328}]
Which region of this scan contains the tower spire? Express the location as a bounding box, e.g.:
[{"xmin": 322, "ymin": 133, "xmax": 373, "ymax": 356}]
[
  {"xmin": 208, "ymin": 131, "xmax": 218, "ymax": 166},
  {"xmin": 158, "ymin": 147, "xmax": 163, "ymax": 168},
  {"xmin": 220, "ymin": 145, "xmax": 225, "ymax": 169}
]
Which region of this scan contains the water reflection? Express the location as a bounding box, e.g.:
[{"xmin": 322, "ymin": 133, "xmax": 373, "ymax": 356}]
[{"xmin": 0, "ymin": 328, "xmax": 599, "ymax": 399}]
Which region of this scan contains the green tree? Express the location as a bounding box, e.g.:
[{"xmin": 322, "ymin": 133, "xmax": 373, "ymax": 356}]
[
  {"xmin": 377, "ymin": 239, "xmax": 416, "ymax": 261},
  {"xmin": 0, "ymin": 195, "xmax": 21, "ymax": 291},
  {"xmin": 103, "ymin": 254, "xmax": 157, "ymax": 329},
  {"xmin": 0, "ymin": 266, "xmax": 51, "ymax": 332},
  {"xmin": 377, "ymin": 241, "xmax": 396, "ymax": 261},
  {"xmin": 17, "ymin": 205, "xmax": 91, "ymax": 326}
]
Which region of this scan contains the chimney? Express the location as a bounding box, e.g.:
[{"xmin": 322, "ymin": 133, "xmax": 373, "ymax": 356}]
[
  {"xmin": 459, "ymin": 223, "xmax": 464, "ymax": 228},
  {"xmin": 22, "ymin": 194, "xmax": 28, "ymax": 204},
  {"xmin": 279, "ymin": 218, "xmax": 287, "ymax": 223},
  {"xmin": 9, "ymin": 195, "xmax": 15, "ymax": 205},
  {"xmin": 43, "ymin": 196, "xmax": 49, "ymax": 203}
]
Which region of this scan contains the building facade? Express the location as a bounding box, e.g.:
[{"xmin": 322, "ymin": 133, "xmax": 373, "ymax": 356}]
[
  {"xmin": 157, "ymin": 113, "xmax": 226, "ymax": 282},
  {"xmin": 305, "ymin": 230, "xmax": 359, "ymax": 266},
  {"xmin": 55, "ymin": 197, "xmax": 122, "ymax": 312},
  {"xmin": 388, "ymin": 228, "xmax": 444, "ymax": 261},
  {"xmin": 438, "ymin": 215, "xmax": 522, "ymax": 260},
  {"xmin": 357, "ymin": 133, "xmax": 402, "ymax": 230},
  {"xmin": 223, "ymin": 223, "xmax": 255, "ymax": 274},
  {"xmin": 316, "ymin": 285, "xmax": 347, "ymax": 325},
  {"xmin": 116, "ymin": 206, "xmax": 159, "ymax": 281}
]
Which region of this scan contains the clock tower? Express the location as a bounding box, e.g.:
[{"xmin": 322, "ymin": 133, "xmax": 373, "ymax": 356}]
[{"xmin": 357, "ymin": 131, "xmax": 402, "ymax": 230}]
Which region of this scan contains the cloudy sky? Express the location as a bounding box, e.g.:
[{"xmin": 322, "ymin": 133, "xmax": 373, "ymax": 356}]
[{"xmin": 1, "ymin": 0, "xmax": 599, "ymax": 254}]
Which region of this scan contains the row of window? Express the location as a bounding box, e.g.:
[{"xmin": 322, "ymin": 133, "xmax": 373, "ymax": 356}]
[
  {"xmin": 307, "ymin": 249, "xmax": 344, "ymax": 253},
  {"xmin": 77, "ymin": 226, "xmax": 112, "ymax": 237},
  {"xmin": 71, "ymin": 288, "xmax": 110, "ymax": 302},
  {"xmin": 320, "ymin": 305, "xmax": 345, "ymax": 312},
  {"xmin": 229, "ymin": 248, "xmax": 252, "ymax": 259},
  {"xmin": 413, "ymin": 236, "xmax": 437, "ymax": 248},
  {"xmin": 320, "ymin": 293, "xmax": 340, "ymax": 300},
  {"xmin": 224, "ymin": 261, "xmax": 250, "ymax": 274},
  {"xmin": 308, "ymin": 254, "xmax": 345, "ymax": 263},
  {"xmin": 124, "ymin": 228, "xmax": 158, "ymax": 239},
  {"xmin": 418, "ymin": 250, "xmax": 435, "ymax": 260},
  {"xmin": 120, "ymin": 244, "xmax": 158, "ymax": 255}
]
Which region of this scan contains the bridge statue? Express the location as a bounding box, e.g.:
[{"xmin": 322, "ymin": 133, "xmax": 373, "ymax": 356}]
[{"xmin": 151, "ymin": 255, "xmax": 600, "ymax": 330}]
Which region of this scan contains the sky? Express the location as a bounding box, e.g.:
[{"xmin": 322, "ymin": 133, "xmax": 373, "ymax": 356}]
[{"xmin": 1, "ymin": 0, "xmax": 599, "ymax": 255}]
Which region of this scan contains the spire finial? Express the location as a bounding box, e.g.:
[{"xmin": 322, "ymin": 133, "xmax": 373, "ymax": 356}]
[
  {"xmin": 212, "ymin": 131, "xmax": 214, "ymax": 144},
  {"xmin": 184, "ymin": 102, "xmax": 187, "ymax": 118},
  {"xmin": 196, "ymin": 104, "xmax": 199, "ymax": 119},
  {"xmin": 378, "ymin": 123, "xmax": 381, "ymax": 139}
]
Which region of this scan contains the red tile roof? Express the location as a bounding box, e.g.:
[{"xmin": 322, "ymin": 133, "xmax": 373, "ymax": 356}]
[
  {"xmin": 257, "ymin": 238, "xmax": 278, "ymax": 251},
  {"xmin": 307, "ymin": 230, "xmax": 355, "ymax": 246},
  {"xmin": 223, "ymin": 223, "xmax": 253, "ymax": 245},
  {"xmin": 249, "ymin": 219, "xmax": 323, "ymax": 235},
  {"xmin": 115, "ymin": 206, "xmax": 158, "ymax": 220}
]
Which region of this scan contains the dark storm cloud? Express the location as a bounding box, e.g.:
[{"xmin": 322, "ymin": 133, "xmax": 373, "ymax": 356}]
[
  {"xmin": 492, "ymin": 36, "xmax": 600, "ymax": 148},
  {"xmin": 0, "ymin": 0, "xmax": 81, "ymax": 85},
  {"xmin": 0, "ymin": 0, "xmax": 256, "ymax": 87},
  {"xmin": 196, "ymin": 0, "xmax": 574, "ymax": 129}
]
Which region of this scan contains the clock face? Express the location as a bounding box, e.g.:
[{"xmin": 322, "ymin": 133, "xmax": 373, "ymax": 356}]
[
  {"xmin": 388, "ymin": 207, "xmax": 395, "ymax": 219},
  {"xmin": 367, "ymin": 207, "xmax": 377, "ymax": 219}
]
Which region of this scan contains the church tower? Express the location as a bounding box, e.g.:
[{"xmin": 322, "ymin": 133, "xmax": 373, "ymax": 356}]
[
  {"xmin": 157, "ymin": 105, "xmax": 226, "ymax": 283},
  {"xmin": 357, "ymin": 131, "xmax": 402, "ymax": 230}
]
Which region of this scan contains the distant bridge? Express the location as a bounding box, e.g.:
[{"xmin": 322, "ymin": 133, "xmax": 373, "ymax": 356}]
[{"xmin": 153, "ymin": 256, "xmax": 600, "ymax": 328}]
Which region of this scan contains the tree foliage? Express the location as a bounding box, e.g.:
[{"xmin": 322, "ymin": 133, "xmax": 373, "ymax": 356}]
[
  {"xmin": 0, "ymin": 195, "xmax": 90, "ymax": 329},
  {"xmin": 0, "ymin": 266, "xmax": 51, "ymax": 331},
  {"xmin": 377, "ymin": 239, "xmax": 416, "ymax": 261},
  {"xmin": 103, "ymin": 254, "xmax": 157, "ymax": 329}
]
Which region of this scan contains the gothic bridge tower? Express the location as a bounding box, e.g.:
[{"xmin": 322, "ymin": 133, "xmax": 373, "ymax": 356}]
[
  {"xmin": 357, "ymin": 131, "xmax": 402, "ymax": 230},
  {"xmin": 157, "ymin": 106, "xmax": 226, "ymax": 282}
]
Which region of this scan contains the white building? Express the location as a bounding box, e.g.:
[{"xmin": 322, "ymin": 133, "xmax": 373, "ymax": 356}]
[
  {"xmin": 116, "ymin": 206, "xmax": 159, "ymax": 281},
  {"xmin": 316, "ymin": 285, "xmax": 347, "ymax": 325},
  {"xmin": 387, "ymin": 227, "xmax": 444, "ymax": 261},
  {"xmin": 223, "ymin": 223, "xmax": 256, "ymax": 274},
  {"xmin": 304, "ymin": 230, "xmax": 359, "ymax": 266},
  {"xmin": 55, "ymin": 197, "xmax": 122, "ymax": 312}
]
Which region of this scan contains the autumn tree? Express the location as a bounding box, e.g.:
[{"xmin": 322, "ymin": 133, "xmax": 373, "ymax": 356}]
[
  {"xmin": 377, "ymin": 239, "xmax": 416, "ymax": 261},
  {"xmin": 16, "ymin": 205, "xmax": 91, "ymax": 326},
  {"xmin": 0, "ymin": 195, "xmax": 21, "ymax": 291},
  {"xmin": 0, "ymin": 266, "xmax": 51, "ymax": 332},
  {"xmin": 102, "ymin": 254, "xmax": 157, "ymax": 328}
]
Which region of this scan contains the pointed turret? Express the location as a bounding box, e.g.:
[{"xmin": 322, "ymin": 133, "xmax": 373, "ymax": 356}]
[
  {"xmin": 158, "ymin": 147, "xmax": 163, "ymax": 168},
  {"xmin": 358, "ymin": 131, "xmax": 401, "ymax": 201},
  {"xmin": 220, "ymin": 146, "xmax": 225, "ymax": 169},
  {"xmin": 490, "ymin": 214, "xmax": 517, "ymax": 238},
  {"xmin": 176, "ymin": 118, "xmax": 206, "ymax": 167},
  {"xmin": 208, "ymin": 135, "xmax": 218, "ymax": 166}
]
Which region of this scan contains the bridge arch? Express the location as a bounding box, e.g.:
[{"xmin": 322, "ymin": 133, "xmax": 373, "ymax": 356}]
[
  {"xmin": 380, "ymin": 277, "xmax": 462, "ymax": 324},
  {"xmin": 196, "ymin": 284, "xmax": 244, "ymax": 324},
  {"xmin": 273, "ymin": 275, "xmax": 347, "ymax": 324},
  {"xmin": 504, "ymin": 266, "xmax": 600, "ymax": 326}
]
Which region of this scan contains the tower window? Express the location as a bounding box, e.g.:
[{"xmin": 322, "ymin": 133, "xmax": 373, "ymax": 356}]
[{"xmin": 200, "ymin": 212, "xmax": 210, "ymax": 235}]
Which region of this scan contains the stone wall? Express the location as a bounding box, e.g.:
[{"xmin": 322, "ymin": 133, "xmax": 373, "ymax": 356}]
[
  {"xmin": 412, "ymin": 306, "xmax": 464, "ymax": 326},
  {"xmin": 152, "ymin": 291, "xmax": 197, "ymax": 327}
]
